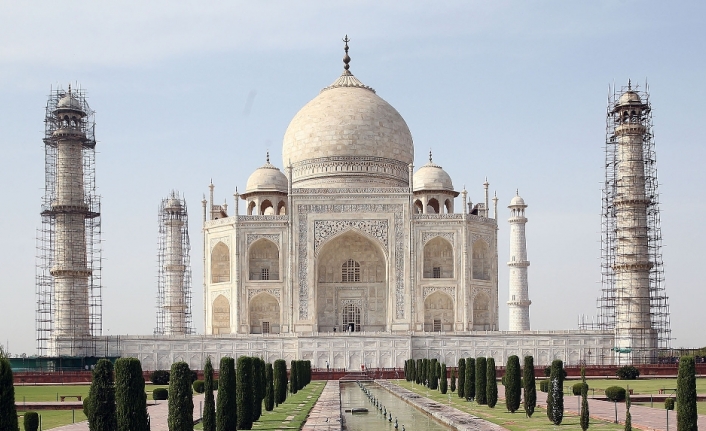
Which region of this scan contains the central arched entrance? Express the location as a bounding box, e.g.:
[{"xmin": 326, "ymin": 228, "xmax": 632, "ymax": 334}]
[{"xmin": 316, "ymin": 230, "xmax": 387, "ymax": 332}]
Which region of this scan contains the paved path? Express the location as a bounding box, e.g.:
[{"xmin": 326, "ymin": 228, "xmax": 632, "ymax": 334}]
[
  {"xmin": 378, "ymin": 380, "xmax": 508, "ymax": 431},
  {"xmin": 301, "ymin": 380, "xmax": 342, "ymax": 430},
  {"xmin": 498, "ymin": 384, "xmax": 706, "ymax": 431},
  {"xmin": 48, "ymin": 394, "xmax": 205, "ymax": 431}
]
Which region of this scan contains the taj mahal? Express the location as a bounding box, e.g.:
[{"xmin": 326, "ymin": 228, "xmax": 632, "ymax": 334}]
[{"xmin": 38, "ymin": 38, "xmax": 669, "ymax": 370}]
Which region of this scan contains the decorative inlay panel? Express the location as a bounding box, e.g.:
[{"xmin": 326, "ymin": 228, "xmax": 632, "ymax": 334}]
[
  {"xmin": 292, "ymin": 187, "xmax": 409, "ymax": 195},
  {"xmin": 471, "ymin": 233, "xmax": 492, "ymax": 245},
  {"xmin": 246, "ymin": 234, "xmax": 281, "ymax": 248},
  {"xmin": 209, "ymin": 237, "xmax": 230, "ymax": 250},
  {"xmin": 314, "ymin": 220, "xmax": 388, "ymax": 256},
  {"xmin": 423, "ymin": 286, "xmax": 456, "ymax": 299},
  {"xmin": 298, "ymin": 204, "xmax": 405, "ymax": 320},
  {"xmin": 239, "ymin": 215, "xmax": 288, "ymax": 222},
  {"xmin": 422, "ymin": 232, "xmax": 455, "ymax": 245},
  {"xmin": 248, "ymin": 288, "xmax": 281, "ymax": 302},
  {"xmin": 210, "ymin": 290, "xmax": 231, "ymax": 302}
]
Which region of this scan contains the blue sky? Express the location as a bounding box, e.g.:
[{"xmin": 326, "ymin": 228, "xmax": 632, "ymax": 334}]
[{"xmin": 1, "ymin": 1, "xmax": 704, "ymax": 355}]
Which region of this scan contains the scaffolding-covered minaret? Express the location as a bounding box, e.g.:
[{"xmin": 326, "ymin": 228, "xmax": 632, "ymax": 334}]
[
  {"xmin": 597, "ymin": 81, "xmax": 671, "ymax": 363},
  {"xmin": 36, "ymin": 85, "xmax": 102, "ymax": 356},
  {"xmin": 155, "ymin": 191, "xmax": 194, "ymax": 335},
  {"xmin": 507, "ymin": 191, "xmax": 531, "ymax": 331}
]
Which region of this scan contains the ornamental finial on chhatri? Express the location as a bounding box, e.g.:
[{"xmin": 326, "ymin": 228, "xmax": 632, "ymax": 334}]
[{"xmin": 343, "ymin": 35, "xmax": 351, "ymax": 72}]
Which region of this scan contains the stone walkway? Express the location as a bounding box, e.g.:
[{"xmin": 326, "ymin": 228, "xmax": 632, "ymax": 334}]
[
  {"xmin": 301, "ymin": 380, "xmax": 342, "ymax": 430},
  {"xmin": 378, "ymin": 380, "xmax": 508, "ymax": 431},
  {"xmin": 498, "ymin": 384, "xmax": 706, "ymax": 431},
  {"xmin": 48, "ymin": 394, "xmax": 205, "ymax": 431}
]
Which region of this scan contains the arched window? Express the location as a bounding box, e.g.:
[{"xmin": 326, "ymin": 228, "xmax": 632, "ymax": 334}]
[
  {"xmin": 247, "ymin": 201, "xmax": 256, "ymax": 216},
  {"xmin": 414, "ymin": 200, "xmax": 423, "ymax": 214},
  {"xmin": 212, "ymin": 294, "xmax": 230, "ymax": 335},
  {"xmin": 341, "ymin": 259, "xmax": 361, "ymax": 282},
  {"xmin": 423, "ymin": 237, "xmax": 453, "ymax": 278},
  {"xmin": 260, "ymin": 199, "xmax": 274, "ymax": 215},
  {"xmin": 211, "ymin": 242, "xmax": 230, "ymax": 283},
  {"xmin": 277, "ymin": 201, "xmax": 286, "ymax": 215},
  {"xmin": 472, "ymin": 239, "xmax": 491, "ymax": 280},
  {"xmin": 444, "ymin": 199, "xmax": 452, "ymax": 214}
]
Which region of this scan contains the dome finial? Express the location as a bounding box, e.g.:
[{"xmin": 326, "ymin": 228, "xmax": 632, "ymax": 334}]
[
  {"xmin": 628, "ymin": 79, "xmax": 632, "ymax": 90},
  {"xmin": 266, "ymin": 150, "xmax": 270, "ymax": 164},
  {"xmin": 343, "ymin": 35, "xmax": 351, "ymax": 72},
  {"xmin": 429, "ymin": 149, "xmax": 433, "ymax": 163},
  {"xmin": 516, "ymin": 188, "xmax": 519, "ymax": 196}
]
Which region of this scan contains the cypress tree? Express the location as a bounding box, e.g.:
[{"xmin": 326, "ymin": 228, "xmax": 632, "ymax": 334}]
[
  {"xmin": 0, "ymin": 357, "xmax": 18, "ymax": 431},
  {"xmin": 422, "ymin": 358, "xmax": 428, "ymax": 386},
  {"xmin": 465, "ymin": 357, "xmax": 475, "ymax": 401},
  {"xmin": 87, "ymin": 358, "xmax": 117, "ymax": 431},
  {"xmin": 290, "ymin": 360, "xmax": 298, "ymax": 394},
  {"xmin": 217, "ymin": 356, "xmax": 236, "ymax": 431},
  {"xmin": 404, "ymin": 360, "xmax": 409, "ymax": 380},
  {"xmin": 115, "ymin": 358, "xmax": 149, "ymax": 431},
  {"xmin": 203, "ymin": 357, "xmax": 216, "ymax": 431},
  {"xmin": 450, "ymin": 367, "xmax": 456, "ymax": 393},
  {"xmin": 677, "ymin": 355, "xmax": 697, "ymax": 431},
  {"xmin": 409, "ymin": 359, "xmax": 416, "ymax": 383},
  {"xmin": 523, "ymin": 356, "xmax": 536, "ymax": 417},
  {"xmin": 475, "ymin": 357, "xmax": 487, "ymax": 405},
  {"xmin": 457, "ymin": 358, "xmax": 465, "ymax": 398},
  {"xmin": 547, "ymin": 359, "xmax": 564, "ymax": 425},
  {"xmin": 252, "ymin": 358, "xmax": 264, "ymax": 422},
  {"xmin": 237, "ymin": 356, "xmax": 254, "ymax": 430},
  {"xmin": 416, "ymin": 359, "xmax": 423, "ymax": 384},
  {"xmin": 298, "ymin": 361, "xmax": 307, "ymax": 390},
  {"xmin": 273, "ymin": 359, "xmax": 287, "ymax": 406},
  {"xmin": 168, "ymin": 361, "xmax": 194, "ymax": 431},
  {"xmin": 505, "ymin": 355, "xmax": 521, "ymax": 413},
  {"xmin": 265, "ymin": 363, "xmax": 275, "ymax": 412},
  {"xmin": 486, "ymin": 358, "xmax": 498, "ymax": 408},
  {"xmin": 624, "ymin": 390, "xmax": 632, "ymax": 431},
  {"xmin": 440, "ymin": 363, "xmax": 448, "ymax": 394},
  {"xmin": 429, "ymin": 359, "xmax": 439, "ymax": 389},
  {"xmin": 580, "ymin": 366, "xmax": 589, "ymax": 431}
]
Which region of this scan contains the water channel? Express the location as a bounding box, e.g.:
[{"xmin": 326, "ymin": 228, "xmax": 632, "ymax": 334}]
[{"xmin": 340, "ymin": 381, "xmax": 452, "ymax": 431}]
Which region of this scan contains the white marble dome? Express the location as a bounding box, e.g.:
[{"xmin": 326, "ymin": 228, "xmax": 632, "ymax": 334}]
[
  {"xmin": 244, "ymin": 160, "xmax": 288, "ymax": 195},
  {"xmin": 282, "ymin": 71, "xmax": 414, "ymax": 188},
  {"xmin": 509, "ymin": 194, "xmax": 526, "ymax": 207},
  {"xmin": 413, "ymin": 160, "xmax": 455, "ymax": 193},
  {"xmin": 618, "ymin": 90, "xmax": 642, "ymax": 106}
]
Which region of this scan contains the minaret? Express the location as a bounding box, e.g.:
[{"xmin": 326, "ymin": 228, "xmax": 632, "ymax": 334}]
[
  {"xmin": 37, "ymin": 85, "xmax": 102, "ymax": 356},
  {"xmin": 607, "ymin": 81, "xmax": 663, "ymax": 361},
  {"xmin": 507, "ymin": 191, "xmax": 531, "ymax": 331},
  {"xmin": 156, "ymin": 191, "xmax": 193, "ymax": 335}
]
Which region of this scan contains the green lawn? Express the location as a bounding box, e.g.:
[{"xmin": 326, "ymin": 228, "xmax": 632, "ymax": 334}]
[
  {"xmin": 395, "ymin": 380, "xmax": 626, "ymax": 431},
  {"xmin": 561, "ymin": 378, "xmax": 706, "ymax": 396},
  {"xmin": 195, "ymin": 381, "xmax": 325, "ymax": 430},
  {"xmin": 17, "ymin": 410, "xmax": 87, "ymax": 431},
  {"xmin": 14, "ymin": 384, "xmax": 169, "ymax": 402}
]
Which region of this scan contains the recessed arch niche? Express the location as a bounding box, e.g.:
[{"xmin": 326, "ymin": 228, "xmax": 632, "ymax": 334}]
[
  {"xmin": 211, "ymin": 242, "xmax": 230, "ymax": 283},
  {"xmin": 316, "ymin": 230, "xmax": 387, "ymax": 332},
  {"xmin": 424, "ymin": 291, "xmax": 454, "ymax": 332},
  {"xmin": 249, "ymin": 238, "xmax": 279, "ymax": 280},
  {"xmin": 472, "ymin": 239, "xmax": 491, "ymax": 280},
  {"xmin": 212, "ymin": 294, "xmax": 230, "ymax": 334},
  {"xmin": 473, "ymin": 292, "xmax": 491, "ymax": 330},
  {"xmin": 423, "ymin": 237, "xmax": 454, "ymax": 278},
  {"xmin": 249, "ymin": 292, "xmax": 280, "ymax": 334}
]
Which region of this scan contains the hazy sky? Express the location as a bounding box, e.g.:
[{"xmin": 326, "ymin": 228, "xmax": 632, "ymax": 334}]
[{"xmin": 1, "ymin": 1, "xmax": 704, "ymax": 355}]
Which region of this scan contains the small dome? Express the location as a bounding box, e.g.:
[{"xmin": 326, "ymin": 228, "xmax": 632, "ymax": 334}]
[
  {"xmin": 618, "ymin": 90, "xmax": 642, "ymax": 106},
  {"xmin": 57, "ymin": 93, "xmax": 83, "ymax": 111},
  {"xmin": 509, "ymin": 193, "xmax": 526, "ymax": 207},
  {"xmin": 413, "ymin": 158, "xmax": 455, "ymax": 193},
  {"xmin": 244, "ymin": 160, "xmax": 288, "ymax": 195}
]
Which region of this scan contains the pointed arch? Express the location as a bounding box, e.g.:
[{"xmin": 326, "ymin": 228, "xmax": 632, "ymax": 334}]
[
  {"xmin": 444, "ymin": 198, "xmax": 453, "ymax": 214},
  {"xmin": 473, "ymin": 292, "xmax": 491, "ymax": 330},
  {"xmin": 247, "ymin": 201, "xmax": 256, "ymax": 215},
  {"xmin": 472, "ymin": 239, "xmax": 491, "ymax": 280},
  {"xmin": 211, "ymin": 242, "xmax": 230, "ymax": 283},
  {"xmin": 424, "ymin": 291, "xmax": 454, "ymax": 332},
  {"xmin": 212, "ymin": 294, "xmax": 230, "ymax": 334},
  {"xmin": 261, "ymin": 199, "xmax": 274, "ymax": 215},
  {"xmin": 249, "ymin": 292, "xmax": 280, "ymax": 334},
  {"xmin": 414, "ymin": 199, "xmax": 423, "ymax": 214},
  {"xmin": 427, "ymin": 198, "xmax": 440, "ymax": 214},
  {"xmin": 277, "ymin": 200, "xmax": 286, "ymax": 215},
  {"xmin": 249, "ymin": 238, "xmax": 279, "ymax": 280},
  {"xmin": 423, "ymin": 236, "xmax": 454, "ymax": 278}
]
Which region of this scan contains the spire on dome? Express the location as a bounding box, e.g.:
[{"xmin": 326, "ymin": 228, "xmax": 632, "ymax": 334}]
[
  {"xmin": 429, "ymin": 149, "xmax": 433, "ymax": 163},
  {"xmin": 628, "ymin": 79, "xmax": 632, "ymax": 90},
  {"xmin": 266, "ymin": 151, "xmax": 270, "ymax": 164},
  {"xmin": 321, "ymin": 35, "xmax": 375, "ymax": 93}
]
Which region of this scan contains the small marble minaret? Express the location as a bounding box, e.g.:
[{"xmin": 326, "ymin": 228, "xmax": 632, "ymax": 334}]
[{"xmin": 507, "ymin": 191, "xmax": 531, "ymax": 331}]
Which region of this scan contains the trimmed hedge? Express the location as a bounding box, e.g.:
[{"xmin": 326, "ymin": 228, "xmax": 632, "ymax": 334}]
[
  {"xmin": 193, "ymin": 380, "xmax": 205, "ymax": 394},
  {"xmin": 429, "ymin": 359, "xmax": 438, "ymax": 390},
  {"xmin": 539, "ymin": 379, "xmax": 549, "ymax": 392},
  {"xmin": 153, "ymin": 388, "xmax": 168, "ymax": 400},
  {"xmin": 203, "ymin": 357, "xmax": 216, "ymax": 431},
  {"xmin": 457, "ymin": 358, "xmax": 465, "ymax": 398},
  {"xmin": 151, "ymin": 370, "xmax": 170, "ymax": 385},
  {"xmin": 505, "ymin": 355, "xmax": 521, "ymax": 413},
  {"xmin": 677, "ymin": 355, "xmax": 698, "ymax": 431},
  {"xmin": 486, "ymin": 358, "xmax": 497, "ymax": 408},
  {"xmin": 439, "ymin": 363, "xmax": 448, "ymax": 394},
  {"xmin": 450, "ymin": 368, "xmax": 456, "ymax": 393},
  {"xmin": 465, "ymin": 357, "xmax": 475, "ymax": 401},
  {"xmin": 475, "ymin": 357, "xmax": 487, "ymax": 405},
  {"xmin": 665, "ymin": 398, "xmax": 675, "ymax": 410},
  {"xmin": 547, "ymin": 359, "xmax": 564, "ymax": 425},
  {"xmin": 86, "ymin": 358, "xmax": 116, "ymax": 431},
  {"xmin": 616, "ymin": 366, "xmax": 640, "ymax": 380},
  {"xmin": 23, "ymin": 411, "xmax": 39, "ymax": 431},
  {"xmin": 0, "ymin": 358, "xmax": 18, "ymax": 431},
  {"xmin": 236, "ymin": 356, "xmax": 254, "ymax": 430},
  {"xmin": 265, "ymin": 362, "xmax": 275, "ymax": 412},
  {"xmin": 273, "ymin": 359, "xmax": 287, "ymax": 406},
  {"xmin": 573, "ymin": 382, "xmax": 588, "ymax": 396},
  {"xmin": 605, "ymin": 386, "xmax": 626, "ymax": 402},
  {"xmin": 217, "ymin": 357, "xmax": 237, "ymax": 431}
]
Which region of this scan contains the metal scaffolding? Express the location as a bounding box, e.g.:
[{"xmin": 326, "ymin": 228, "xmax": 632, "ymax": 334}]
[
  {"xmin": 581, "ymin": 81, "xmax": 671, "ymax": 363},
  {"xmin": 36, "ymin": 85, "xmax": 102, "ymax": 356},
  {"xmin": 155, "ymin": 191, "xmax": 194, "ymax": 335}
]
